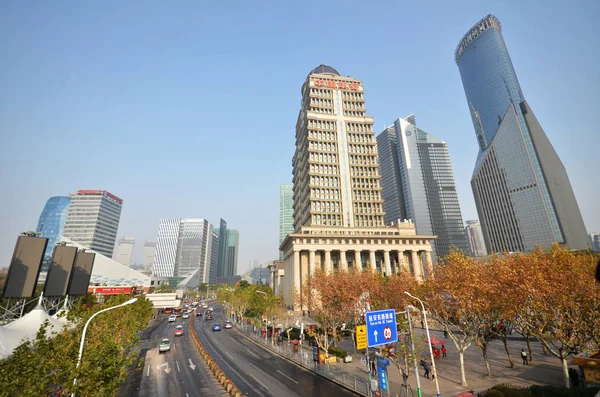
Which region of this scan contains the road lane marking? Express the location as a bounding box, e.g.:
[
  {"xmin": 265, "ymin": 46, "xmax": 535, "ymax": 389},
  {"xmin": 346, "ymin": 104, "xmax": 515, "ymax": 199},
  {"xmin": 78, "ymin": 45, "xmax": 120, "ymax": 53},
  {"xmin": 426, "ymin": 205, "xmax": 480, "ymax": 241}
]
[
  {"xmin": 247, "ymin": 350, "xmax": 259, "ymax": 359},
  {"xmin": 277, "ymin": 370, "xmax": 298, "ymax": 384},
  {"xmin": 226, "ymin": 352, "xmax": 234, "ymax": 360},
  {"xmin": 147, "ymin": 365, "xmax": 150, "ymax": 377},
  {"xmin": 176, "ymin": 361, "xmax": 180, "ymax": 372},
  {"xmin": 250, "ymin": 374, "xmax": 269, "ymax": 390}
]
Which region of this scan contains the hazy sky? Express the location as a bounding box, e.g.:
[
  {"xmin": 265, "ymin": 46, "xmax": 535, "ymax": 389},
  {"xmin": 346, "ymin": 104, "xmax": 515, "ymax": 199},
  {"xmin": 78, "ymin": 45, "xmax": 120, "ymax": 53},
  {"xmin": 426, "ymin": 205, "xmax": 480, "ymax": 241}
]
[{"xmin": 1, "ymin": 1, "xmax": 598, "ymax": 274}]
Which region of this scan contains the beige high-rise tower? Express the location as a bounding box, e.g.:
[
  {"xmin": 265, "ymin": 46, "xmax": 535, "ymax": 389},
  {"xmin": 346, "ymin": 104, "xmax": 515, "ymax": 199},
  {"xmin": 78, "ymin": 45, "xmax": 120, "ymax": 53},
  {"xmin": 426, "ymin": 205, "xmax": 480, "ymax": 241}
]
[{"xmin": 281, "ymin": 65, "xmax": 436, "ymax": 308}]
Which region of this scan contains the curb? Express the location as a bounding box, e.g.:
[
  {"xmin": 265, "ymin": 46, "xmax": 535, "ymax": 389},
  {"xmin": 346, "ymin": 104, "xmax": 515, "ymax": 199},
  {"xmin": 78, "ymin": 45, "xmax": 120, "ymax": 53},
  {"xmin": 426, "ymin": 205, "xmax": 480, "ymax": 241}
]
[
  {"xmin": 234, "ymin": 325, "xmax": 365, "ymax": 396},
  {"xmin": 189, "ymin": 313, "xmax": 242, "ymax": 397}
]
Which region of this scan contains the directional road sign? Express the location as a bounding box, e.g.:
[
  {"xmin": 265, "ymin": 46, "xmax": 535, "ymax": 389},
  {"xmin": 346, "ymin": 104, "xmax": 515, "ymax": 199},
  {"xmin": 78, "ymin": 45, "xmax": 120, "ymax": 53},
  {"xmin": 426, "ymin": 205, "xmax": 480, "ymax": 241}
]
[
  {"xmin": 356, "ymin": 324, "xmax": 367, "ymax": 350},
  {"xmin": 365, "ymin": 309, "xmax": 398, "ymax": 348}
]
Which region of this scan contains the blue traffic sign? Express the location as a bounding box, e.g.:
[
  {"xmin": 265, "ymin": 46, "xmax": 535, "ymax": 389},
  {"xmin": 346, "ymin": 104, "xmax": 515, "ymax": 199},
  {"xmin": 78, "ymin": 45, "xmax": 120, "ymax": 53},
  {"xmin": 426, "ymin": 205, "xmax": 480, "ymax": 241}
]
[
  {"xmin": 365, "ymin": 309, "xmax": 398, "ymax": 348},
  {"xmin": 377, "ymin": 365, "xmax": 388, "ymax": 391}
]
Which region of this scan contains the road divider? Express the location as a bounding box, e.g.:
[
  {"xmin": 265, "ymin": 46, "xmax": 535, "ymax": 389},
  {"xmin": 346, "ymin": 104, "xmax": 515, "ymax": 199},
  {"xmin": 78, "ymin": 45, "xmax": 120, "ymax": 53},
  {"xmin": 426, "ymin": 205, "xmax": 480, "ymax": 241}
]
[{"xmin": 189, "ymin": 313, "xmax": 241, "ymax": 397}]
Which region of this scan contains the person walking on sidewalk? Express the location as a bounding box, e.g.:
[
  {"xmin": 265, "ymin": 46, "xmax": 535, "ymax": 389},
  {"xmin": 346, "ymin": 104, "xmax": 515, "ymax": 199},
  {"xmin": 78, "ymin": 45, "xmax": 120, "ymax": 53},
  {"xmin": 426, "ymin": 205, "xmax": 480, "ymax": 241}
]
[
  {"xmin": 521, "ymin": 349, "xmax": 528, "ymax": 365},
  {"xmin": 421, "ymin": 359, "xmax": 431, "ymax": 379},
  {"xmin": 442, "ymin": 345, "xmax": 447, "ymax": 358},
  {"xmin": 443, "ymin": 329, "xmax": 448, "ymax": 339}
]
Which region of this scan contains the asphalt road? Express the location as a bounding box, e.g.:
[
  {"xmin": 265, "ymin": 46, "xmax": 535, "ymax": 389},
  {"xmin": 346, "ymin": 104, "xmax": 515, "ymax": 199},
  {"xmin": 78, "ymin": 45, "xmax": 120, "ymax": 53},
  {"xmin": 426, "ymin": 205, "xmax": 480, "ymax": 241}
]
[
  {"xmin": 194, "ymin": 304, "xmax": 358, "ymax": 397},
  {"xmin": 136, "ymin": 314, "xmax": 223, "ymax": 397}
]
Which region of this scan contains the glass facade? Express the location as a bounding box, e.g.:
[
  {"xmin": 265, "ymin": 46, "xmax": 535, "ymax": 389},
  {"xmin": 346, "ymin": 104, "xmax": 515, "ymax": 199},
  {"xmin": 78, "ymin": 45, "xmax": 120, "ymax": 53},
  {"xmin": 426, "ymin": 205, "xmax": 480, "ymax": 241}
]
[
  {"xmin": 455, "ymin": 15, "xmax": 588, "ymax": 252},
  {"xmin": 279, "ymin": 184, "xmax": 294, "ymax": 259},
  {"xmin": 36, "ymin": 196, "xmax": 71, "ymax": 264}
]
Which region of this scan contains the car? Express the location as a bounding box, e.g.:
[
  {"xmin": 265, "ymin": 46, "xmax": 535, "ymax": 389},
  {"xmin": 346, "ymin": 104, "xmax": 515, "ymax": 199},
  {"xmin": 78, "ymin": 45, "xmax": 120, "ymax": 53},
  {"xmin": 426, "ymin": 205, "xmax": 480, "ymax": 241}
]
[
  {"xmin": 205, "ymin": 314, "xmax": 213, "ymax": 321},
  {"xmin": 174, "ymin": 325, "xmax": 184, "ymax": 336},
  {"xmin": 159, "ymin": 338, "xmax": 171, "ymax": 352},
  {"xmin": 224, "ymin": 321, "xmax": 233, "ymax": 329},
  {"xmin": 212, "ymin": 324, "xmax": 221, "ymax": 331},
  {"xmin": 202, "ymin": 304, "xmax": 208, "ymax": 309},
  {"xmin": 208, "ymin": 306, "xmax": 214, "ymax": 312},
  {"xmin": 168, "ymin": 315, "xmax": 176, "ymax": 322},
  {"xmin": 182, "ymin": 312, "xmax": 189, "ymax": 319}
]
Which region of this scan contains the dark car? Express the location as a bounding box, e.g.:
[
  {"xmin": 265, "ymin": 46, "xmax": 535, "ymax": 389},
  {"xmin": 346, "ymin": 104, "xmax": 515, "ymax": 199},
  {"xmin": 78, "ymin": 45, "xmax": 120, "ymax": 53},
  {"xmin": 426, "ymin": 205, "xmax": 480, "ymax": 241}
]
[{"xmin": 212, "ymin": 324, "xmax": 221, "ymax": 331}]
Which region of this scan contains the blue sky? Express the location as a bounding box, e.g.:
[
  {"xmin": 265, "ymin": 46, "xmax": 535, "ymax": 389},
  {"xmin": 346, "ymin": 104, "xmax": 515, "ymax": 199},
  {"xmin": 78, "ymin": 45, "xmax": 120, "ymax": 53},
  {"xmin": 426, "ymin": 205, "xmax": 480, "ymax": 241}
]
[{"xmin": 1, "ymin": 1, "xmax": 598, "ymax": 274}]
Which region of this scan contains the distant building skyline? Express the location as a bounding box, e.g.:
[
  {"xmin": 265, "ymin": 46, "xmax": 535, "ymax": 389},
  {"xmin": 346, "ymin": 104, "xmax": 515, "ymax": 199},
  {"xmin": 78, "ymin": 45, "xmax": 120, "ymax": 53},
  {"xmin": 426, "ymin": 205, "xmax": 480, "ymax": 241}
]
[
  {"xmin": 457, "ymin": 14, "xmax": 588, "ymax": 253},
  {"xmin": 114, "ymin": 236, "xmax": 135, "ymax": 266},
  {"xmin": 143, "ymin": 240, "xmax": 156, "ymax": 268},
  {"xmin": 152, "ymin": 218, "xmax": 215, "ymax": 285},
  {"xmin": 215, "ymin": 219, "xmax": 239, "ymax": 277},
  {"xmin": 589, "ymin": 233, "xmax": 600, "ymax": 252},
  {"xmin": 62, "ymin": 190, "xmax": 123, "ymax": 258},
  {"xmin": 377, "ymin": 114, "xmax": 469, "ymax": 260},
  {"xmin": 279, "ymin": 184, "xmax": 294, "ymax": 260},
  {"xmin": 465, "ymin": 220, "xmax": 487, "ymax": 257},
  {"xmin": 35, "ymin": 196, "xmax": 71, "ymax": 265}
]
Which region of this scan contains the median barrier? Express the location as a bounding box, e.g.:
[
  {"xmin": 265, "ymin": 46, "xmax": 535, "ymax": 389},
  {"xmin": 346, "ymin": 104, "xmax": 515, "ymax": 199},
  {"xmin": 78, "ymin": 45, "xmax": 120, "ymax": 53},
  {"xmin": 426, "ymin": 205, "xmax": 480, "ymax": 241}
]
[{"xmin": 189, "ymin": 313, "xmax": 241, "ymax": 397}]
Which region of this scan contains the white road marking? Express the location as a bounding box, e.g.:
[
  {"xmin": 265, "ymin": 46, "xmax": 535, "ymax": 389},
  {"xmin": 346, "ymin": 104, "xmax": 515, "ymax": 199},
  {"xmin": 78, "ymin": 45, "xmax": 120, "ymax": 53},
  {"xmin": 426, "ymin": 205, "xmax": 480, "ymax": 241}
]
[
  {"xmin": 146, "ymin": 365, "xmax": 150, "ymax": 377},
  {"xmin": 226, "ymin": 352, "xmax": 234, "ymax": 360},
  {"xmin": 277, "ymin": 370, "xmax": 298, "ymax": 384},
  {"xmin": 176, "ymin": 361, "xmax": 180, "ymax": 372},
  {"xmin": 186, "ymin": 394, "xmax": 189, "ymax": 397},
  {"xmin": 247, "ymin": 350, "xmax": 259, "ymax": 359},
  {"xmin": 250, "ymin": 374, "xmax": 269, "ymax": 390}
]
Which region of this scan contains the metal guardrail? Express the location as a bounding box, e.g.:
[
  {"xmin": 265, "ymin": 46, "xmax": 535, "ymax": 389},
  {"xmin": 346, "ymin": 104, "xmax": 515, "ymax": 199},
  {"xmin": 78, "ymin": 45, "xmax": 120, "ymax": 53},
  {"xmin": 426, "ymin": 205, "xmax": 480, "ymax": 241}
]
[{"xmin": 237, "ymin": 324, "xmax": 369, "ymax": 396}]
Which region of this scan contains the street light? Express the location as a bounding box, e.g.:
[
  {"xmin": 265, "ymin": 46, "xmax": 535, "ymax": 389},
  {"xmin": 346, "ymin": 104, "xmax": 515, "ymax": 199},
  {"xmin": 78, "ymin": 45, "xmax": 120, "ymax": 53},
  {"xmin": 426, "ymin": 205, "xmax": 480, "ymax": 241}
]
[
  {"xmin": 256, "ymin": 291, "xmax": 269, "ymax": 344},
  {"xmin": 404, "ymin": 292, "xmax": 441, "ymax": 397},
  {"xmin": 71, "ymin": 297, "xmax": 138, "ymax": 397}
]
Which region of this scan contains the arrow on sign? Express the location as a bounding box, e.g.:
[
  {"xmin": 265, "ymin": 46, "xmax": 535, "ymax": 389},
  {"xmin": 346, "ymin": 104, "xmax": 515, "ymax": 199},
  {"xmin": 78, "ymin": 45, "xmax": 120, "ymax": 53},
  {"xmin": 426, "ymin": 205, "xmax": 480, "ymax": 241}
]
[
  {"xmin": 373, "ymin": 330, "xmax": 378, "ymax": 343},
  {"xmin": 188, "ymin": 359, "xmax": 196, "ymax": 370},
  {"xmin": 156, "ymin": 362, "xmax": 171, "ymax": 374}
]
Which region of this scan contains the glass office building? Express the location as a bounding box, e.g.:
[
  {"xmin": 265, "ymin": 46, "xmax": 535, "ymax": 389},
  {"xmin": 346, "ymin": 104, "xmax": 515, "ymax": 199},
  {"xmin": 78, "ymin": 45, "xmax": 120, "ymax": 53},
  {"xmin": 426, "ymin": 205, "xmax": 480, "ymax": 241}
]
[
  {"xmin": 279, "ymin": 184, "xmax": 294, "ymax": 260},
  {"xmin": 456, "ymin": 15, "xmax": 588, "ymax": 252},
  {"xmin": 36, "ymin": 196, "xmax": 71, "ymax": 263}
]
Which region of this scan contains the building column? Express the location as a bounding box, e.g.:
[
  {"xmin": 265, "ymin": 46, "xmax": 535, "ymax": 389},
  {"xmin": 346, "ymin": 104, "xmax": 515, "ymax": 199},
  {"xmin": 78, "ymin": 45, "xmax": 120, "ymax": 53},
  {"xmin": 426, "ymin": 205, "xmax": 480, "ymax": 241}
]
[
  {"xmin": 354, "ymin": 250, "xmax": 362, "ymax": 270},
  {"xmin": 340, "ymin": 250, "xmax": 348, "ymax": 272},
  {"xmin": 309, "ymin": 250, "xmax": 316, "ymax": 275},
  {"xmin": 424, "ymin": 250, "xmax": 433, "ymax": 278},
  {"xmin": 270, "ymin": 266, "xmax": 275, "ymax": 291},
  {"xmin": 369, "ymin": 250, "xmax": 377, "ymax": 271},
  {"xmin": 293, "ymin": 250, "xmax": 301, "ymax": 295},
  {"xmin": 397, "ymin": 250, "xmax": 407, "ymax": 273},
  {"xmin": 383, "ymin": 250, "xmax": 392, "ymax": 276},
  {"xmin": 324, "ymin": 250, "xmax": 332, "ymax": 274},
  {"xmin": 411, "ymin": 250, "xmax": 423, "ymax": 281}
]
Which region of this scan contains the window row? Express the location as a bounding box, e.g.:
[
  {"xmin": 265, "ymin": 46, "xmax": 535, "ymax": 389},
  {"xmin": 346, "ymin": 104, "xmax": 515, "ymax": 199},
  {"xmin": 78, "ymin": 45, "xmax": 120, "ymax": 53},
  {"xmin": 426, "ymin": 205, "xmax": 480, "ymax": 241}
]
[
  {"xmin": 309, "ymin": 141, "xmax": 337, "ymax": 152},
  {"xmin": 311, "ymin": 188, "xmax": 340, "ymax": 200},
  {"xmin": 343, "ymin": 101, "xmax": 365, "ymax": 111},
  {"xmin": 311, "ymin": 201, "xmax": 341, "ymax": 213},
  {"xmin": 310, "ymin": 98, "xmax": 333, "ymax": 108},
  {"xmin": 346, "ymin": 123, "xmax": 372, "ymax": 132},
  {"xmin": 354, "ymin": 215, "xmax": 383, "ymax": 227},
  {"xmin": 312, "ymin": 214, "xmax": 342, "ymax": 226},
  {"xmin": 347, "ymin": 133, "xmax": 373, "ymax": 143},
  {"xmin": 344, "ymin": 110, "xmax": 365, "ymax": 117},
  {"xmin": 348, "ymin": 144, "xmax": 375, "ymax": 154},
  {"xmin": 351, "ymin": 178, "xmax": 380, "ymax": 189},
  {"xmin": 342, "ymin": 92, "xmax": 364, "ymax": 101},
  {"xmin": 353, "ymin": 202, "xmax": 382, "ymax": 214},
  {"xmin": 310, "ymin": 164, "xmax": 339, "ymax": 175},
  {"xmin": 309, "ymin": 130, "xmax": 336, "ymax": 141},
  {"xmin": 308, "ymin": 120, "xmax": 337, "ymax": 130},
  {"xmin": 349, "ymin": 155, "xmax": 378, "ymax": 165},
  {"xmin": 310, "ymin": 107, "xmax": 335, "ymax": 114},
  {"xmin": 309, "ymin": 153, "xmax": 338, "ymax": 163},
  {"xmin": 310, "ymin": 176, "xmax": 339, "ymax": 187},
  {"xmin": 353, "ymin": 191, "xmax": 381, "ymax": 201},
  {"xmin": 350, "ymin": 166, "xmax": 379, "ymax": 177},
  {"xmin": 310, "ymin": 88, "xmax": 332, "ymax": 98}
]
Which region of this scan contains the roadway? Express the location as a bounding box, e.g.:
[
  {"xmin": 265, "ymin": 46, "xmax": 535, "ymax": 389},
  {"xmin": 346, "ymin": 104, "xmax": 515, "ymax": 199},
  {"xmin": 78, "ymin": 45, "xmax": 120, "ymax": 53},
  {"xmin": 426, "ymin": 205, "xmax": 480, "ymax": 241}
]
[
  {"xmin": 135, "ymin": 314, "xmax": 224, "ymax": 397},
  {"xmin": 193, "ymin": 304, "xmax": 358, "ymax": 397}
]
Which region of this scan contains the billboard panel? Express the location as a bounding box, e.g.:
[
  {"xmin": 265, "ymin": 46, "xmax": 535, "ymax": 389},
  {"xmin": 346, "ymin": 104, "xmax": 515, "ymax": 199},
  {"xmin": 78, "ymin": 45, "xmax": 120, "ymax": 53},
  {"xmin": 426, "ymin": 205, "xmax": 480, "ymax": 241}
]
[
  {"xmin": 68, "ymin": 252, "xmax": 96, "ymax": 296},
  {"xmin": 2, "ymin": 236, "xmax": 48, "ymax": 298},
  {"xmin": 43, "ymin": 246, "xmax": 78, "ymax": 297}
]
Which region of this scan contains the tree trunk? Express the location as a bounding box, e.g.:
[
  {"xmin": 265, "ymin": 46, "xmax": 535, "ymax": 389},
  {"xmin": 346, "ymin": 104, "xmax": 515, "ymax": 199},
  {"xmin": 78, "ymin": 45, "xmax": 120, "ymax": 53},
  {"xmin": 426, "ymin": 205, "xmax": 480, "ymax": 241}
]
[
  {"xmin": 351, "ymin": 331, "xmax": 357, "ymax": 353},
  {"xmin": 542, "ymin": 343, "xmax": 550, "ymax": 355},
  {"xmin": 482, "ymin": 342, "xmax": 492, "ymax": 377},
  {"xmin": 526, "ymin": 335, "xmax": 534, "ymax": 363},
  {"xmin": 459, "ymin": 350, "xmax": 468, "ymax": 386},
  {"xmin": 502, "ymin": 338, "xmax": 515, "ymax": 368},
  {"xmin": 561, "ymin": 356, "xmax": 570, "ymax": 388}
]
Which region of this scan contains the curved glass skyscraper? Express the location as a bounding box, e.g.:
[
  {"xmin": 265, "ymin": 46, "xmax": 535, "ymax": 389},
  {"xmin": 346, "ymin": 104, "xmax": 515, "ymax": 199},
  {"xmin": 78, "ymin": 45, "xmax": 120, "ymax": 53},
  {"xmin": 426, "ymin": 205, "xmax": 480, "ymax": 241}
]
[
  {"xmin": 456, "ymin": 15, "xmax": 588, "ymax": 253},
  {"xmin": 36, "ymin": 196, "xmax": 71, "ymax": 263}
]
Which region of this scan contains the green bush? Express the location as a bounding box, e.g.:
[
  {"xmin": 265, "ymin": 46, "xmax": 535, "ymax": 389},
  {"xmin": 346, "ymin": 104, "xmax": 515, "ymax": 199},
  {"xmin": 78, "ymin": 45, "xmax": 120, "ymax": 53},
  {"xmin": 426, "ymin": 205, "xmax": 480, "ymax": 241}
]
[
  {"xmin": 492, "ymin": 385, "xmax": 530, "ymax": 397},
  {"xmin": 487, "ymin": 390, "xmax": 505, "ymax": 397},
  {"xmin": 328, "ymin": 346, "xmax": 349, "ymax": 358},
  {"xmin": 529, "ymin": 385, "xmax": 600, "ymax": 397}
]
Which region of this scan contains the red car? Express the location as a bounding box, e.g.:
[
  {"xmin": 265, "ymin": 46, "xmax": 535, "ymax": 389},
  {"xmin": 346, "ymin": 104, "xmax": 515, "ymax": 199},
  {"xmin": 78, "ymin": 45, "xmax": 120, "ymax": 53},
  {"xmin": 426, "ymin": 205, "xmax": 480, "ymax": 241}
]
[{"xmin": 174, "ymin": 325, "xmax": 184, "ymax": 336}]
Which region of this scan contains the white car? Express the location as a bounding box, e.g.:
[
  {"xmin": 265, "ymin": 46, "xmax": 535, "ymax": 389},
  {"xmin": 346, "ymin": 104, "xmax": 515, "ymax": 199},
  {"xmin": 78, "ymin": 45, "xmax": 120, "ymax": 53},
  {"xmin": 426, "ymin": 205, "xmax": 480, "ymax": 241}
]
[
  {"xmin": 159, "ymin": 338, "xmax": 171, "ymax": 352},
  {"xmin": 182, "ymin": 312, "xmax": 189, "ymax": 319},
  {"xmin": 168, "ymin": 315, "xmax": 177, "ymax": 322}
]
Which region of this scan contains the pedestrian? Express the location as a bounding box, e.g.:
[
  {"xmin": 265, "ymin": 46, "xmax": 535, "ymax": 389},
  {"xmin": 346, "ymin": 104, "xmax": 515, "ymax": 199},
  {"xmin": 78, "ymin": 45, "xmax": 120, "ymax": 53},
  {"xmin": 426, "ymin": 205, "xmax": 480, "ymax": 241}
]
[
  {"xmin": 569, "ymin": 368, "xmax": 580, "ymax": 388},
  {"xmin": 421, "ymin": 319, "xmax": 424, "ymax": 329},
  {"xmin": 421, "ymin": 359, "xmax": 431, "ymax": 379},
  {"xmin": 443, "ymin": 329, "xmax": 448, "ymax": 339},
  {"xmin": 442, "ymin": 345, "xmax": 447, "ymax": 358},
  {"xmin": 371, "ymin": 359, "xmax": 377, "ymax": 376},
  {"xmin": 521, "ymin": 349, "xmax": 528, "ymax": 365}
]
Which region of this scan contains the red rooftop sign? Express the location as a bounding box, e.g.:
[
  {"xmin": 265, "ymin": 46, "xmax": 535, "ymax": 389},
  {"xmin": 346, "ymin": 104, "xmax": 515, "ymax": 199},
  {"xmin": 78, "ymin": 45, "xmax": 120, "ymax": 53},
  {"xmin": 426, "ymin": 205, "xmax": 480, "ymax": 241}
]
[
  {"xmin": 77, "ymin": 190, "xmax": 123, "ymax": 204},
  {"xmin": 313, "ymin": 79, "xmax": 360, "ymax": 90}
]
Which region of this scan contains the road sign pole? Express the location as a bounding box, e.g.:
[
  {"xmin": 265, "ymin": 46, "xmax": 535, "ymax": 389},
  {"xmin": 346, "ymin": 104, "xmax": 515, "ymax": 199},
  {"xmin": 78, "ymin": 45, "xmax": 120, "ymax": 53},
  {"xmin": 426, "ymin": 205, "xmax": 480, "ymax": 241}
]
[
  {"xmin": 366, "ymin": 346, "xmax": 372, "ymax": 397},
  {"xmin": 406, "ymin": 308, "xmax": 422, "ymax": 397}
]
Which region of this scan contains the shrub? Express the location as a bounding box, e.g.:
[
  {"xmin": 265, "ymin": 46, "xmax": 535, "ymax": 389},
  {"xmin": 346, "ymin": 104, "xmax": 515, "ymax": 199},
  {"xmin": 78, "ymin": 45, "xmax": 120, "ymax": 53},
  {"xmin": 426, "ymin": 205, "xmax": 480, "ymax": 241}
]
[
  {"xmin": 529, "ymin": 385, "xmax": 600, "ymax": 397},
  {"xmin": 328, "ymin": 346, "xmax": 348, "ymax": 358}
]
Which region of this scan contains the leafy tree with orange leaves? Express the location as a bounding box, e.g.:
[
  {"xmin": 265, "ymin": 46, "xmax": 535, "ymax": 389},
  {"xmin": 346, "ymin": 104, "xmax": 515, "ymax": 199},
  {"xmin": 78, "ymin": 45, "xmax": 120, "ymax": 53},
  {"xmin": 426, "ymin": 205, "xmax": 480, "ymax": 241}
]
[
  {"xmin": 422, "ymin": 250, "xmax": 490, "ymax": 387},
  {"xmin": 496, "ymin": 245, "xmax": 600, "ymax": 388}
]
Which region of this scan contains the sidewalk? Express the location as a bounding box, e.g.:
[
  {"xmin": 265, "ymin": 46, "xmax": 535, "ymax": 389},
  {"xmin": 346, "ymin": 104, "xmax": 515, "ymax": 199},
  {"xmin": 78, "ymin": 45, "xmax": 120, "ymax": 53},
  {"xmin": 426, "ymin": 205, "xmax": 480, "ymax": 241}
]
[{"xmin": 329, "ymin": 327, "xmax": 565, "ymax": 397}]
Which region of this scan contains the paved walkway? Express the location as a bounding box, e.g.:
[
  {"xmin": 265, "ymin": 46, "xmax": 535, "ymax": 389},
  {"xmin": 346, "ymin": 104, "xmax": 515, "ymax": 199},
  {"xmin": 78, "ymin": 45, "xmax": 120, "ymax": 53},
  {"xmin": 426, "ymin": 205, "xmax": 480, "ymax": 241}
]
[{"xmin": 316, "ymin": 327, "xmax": 566, "ymax": 397}]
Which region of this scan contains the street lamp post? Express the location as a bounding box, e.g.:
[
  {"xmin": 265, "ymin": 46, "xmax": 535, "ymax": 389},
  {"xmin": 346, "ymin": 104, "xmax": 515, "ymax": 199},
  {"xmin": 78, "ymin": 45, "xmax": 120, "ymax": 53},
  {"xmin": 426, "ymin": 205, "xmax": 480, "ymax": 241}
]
[
  {"xmin": 71, "ymin": 298, "xmax": 138, "ymax": 397},
  {"xmin": 404, "ymin": 292, "xmax": 441, "ymax": 397},
  {"xmin": 256, "ymin": 290, "xmax": 268, "ymax": 344}
]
